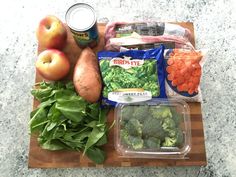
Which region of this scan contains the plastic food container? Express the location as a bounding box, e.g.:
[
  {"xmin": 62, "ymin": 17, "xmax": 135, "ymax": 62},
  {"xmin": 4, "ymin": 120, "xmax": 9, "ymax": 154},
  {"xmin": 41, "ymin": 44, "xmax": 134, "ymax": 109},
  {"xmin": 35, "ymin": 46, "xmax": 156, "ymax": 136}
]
[{"xmin": 114, "ymin": 98, "xmax": 191, "ymax": 159}]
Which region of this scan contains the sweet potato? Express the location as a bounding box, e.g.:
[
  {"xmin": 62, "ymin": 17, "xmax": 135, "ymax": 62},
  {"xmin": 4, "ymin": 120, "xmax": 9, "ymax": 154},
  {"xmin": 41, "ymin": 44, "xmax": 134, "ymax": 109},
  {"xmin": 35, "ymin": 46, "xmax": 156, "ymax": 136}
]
[{"xmin": 73, "ymin": 47, "xmax": 102, "ymax": 103}]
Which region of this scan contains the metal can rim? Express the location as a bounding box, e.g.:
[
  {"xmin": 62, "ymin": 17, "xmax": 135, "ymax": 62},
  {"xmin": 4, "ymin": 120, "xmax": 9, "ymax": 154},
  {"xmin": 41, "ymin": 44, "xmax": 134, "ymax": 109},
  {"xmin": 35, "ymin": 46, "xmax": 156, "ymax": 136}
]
[{"xmin": 65, "ymin": 3, "xmax": 97, "ymax": 32}]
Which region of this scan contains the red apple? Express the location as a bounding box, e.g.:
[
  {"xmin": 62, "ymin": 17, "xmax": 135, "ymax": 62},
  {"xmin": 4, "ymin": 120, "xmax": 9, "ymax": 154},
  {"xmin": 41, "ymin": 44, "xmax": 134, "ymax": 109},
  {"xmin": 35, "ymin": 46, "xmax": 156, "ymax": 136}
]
[
  {"xmin": 36, "ymin": 49, "xmax": 70, "ymax": 80},
  {"xmin": 36, "ymin": 15, "xmax": 67, "ymax": 50}
]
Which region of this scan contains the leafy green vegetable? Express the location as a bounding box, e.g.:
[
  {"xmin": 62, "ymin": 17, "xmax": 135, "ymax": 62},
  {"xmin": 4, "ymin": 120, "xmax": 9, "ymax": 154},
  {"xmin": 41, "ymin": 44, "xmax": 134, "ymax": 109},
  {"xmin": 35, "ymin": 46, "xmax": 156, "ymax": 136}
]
[
  {"xmin": 99, "ymin": 59, "xmax": 160, "ymax": 97},
  {"xmin": 85, "ymin": 147, "xmax": 106, "ymax": 164},
  {"xmin": 29, "ymin": 81, "xmax": 109, "ymax": 164},
  {"xmin": 120, "ymin": 104, "xmax": 184, "ymax": 150}
]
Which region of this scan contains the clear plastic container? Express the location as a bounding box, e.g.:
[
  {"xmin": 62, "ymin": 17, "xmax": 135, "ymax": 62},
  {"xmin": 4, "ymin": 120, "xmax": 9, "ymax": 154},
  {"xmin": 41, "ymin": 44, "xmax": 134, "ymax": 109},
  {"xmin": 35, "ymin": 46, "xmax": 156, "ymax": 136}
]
[{"xmin": 114, "ymin": 98, "xmax": 191, "ymax": 159}]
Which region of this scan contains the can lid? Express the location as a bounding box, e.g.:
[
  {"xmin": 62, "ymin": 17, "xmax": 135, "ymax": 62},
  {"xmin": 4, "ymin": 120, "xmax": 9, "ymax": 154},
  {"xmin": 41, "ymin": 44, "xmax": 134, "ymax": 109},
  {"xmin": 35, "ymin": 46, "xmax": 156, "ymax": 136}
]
[{"xmin": 65, "ymin": 3, "xmax": 96, "ymax": 31}]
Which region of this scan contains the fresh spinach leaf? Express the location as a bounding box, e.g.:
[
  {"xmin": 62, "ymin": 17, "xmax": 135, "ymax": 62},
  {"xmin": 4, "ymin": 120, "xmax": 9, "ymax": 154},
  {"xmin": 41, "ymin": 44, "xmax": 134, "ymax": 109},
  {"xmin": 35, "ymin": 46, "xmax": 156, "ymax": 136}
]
[
  {"xmin": 83, "ymin": 127, "xmax": 105, "ymax": 154},
  {"xmin": 85, "ymin": 147, "xmax": 106, "ymax": 164}
]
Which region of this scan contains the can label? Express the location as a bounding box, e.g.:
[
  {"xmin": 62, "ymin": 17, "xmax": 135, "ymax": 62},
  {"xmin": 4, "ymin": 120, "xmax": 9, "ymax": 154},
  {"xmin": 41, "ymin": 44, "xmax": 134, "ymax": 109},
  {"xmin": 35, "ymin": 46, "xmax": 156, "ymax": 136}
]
[
  {"xmin": 71, "ymin": 23, "xmax": 99, "ymax": 48},
  {"xmin": 74, "ymin": 32, "xmax": 90, "ymax": 40}
]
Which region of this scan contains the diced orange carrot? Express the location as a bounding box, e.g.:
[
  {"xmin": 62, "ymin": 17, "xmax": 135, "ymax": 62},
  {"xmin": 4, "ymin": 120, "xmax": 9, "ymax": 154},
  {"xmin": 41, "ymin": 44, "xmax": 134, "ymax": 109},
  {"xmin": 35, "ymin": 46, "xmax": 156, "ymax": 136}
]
[
  {"xmin": 185, "ymin": 60, "xmax": 192, "ymax": 68},
  {"xmin": 177, "ymin": 85, "xmax": 184, "ymax": 92},
  {"xmin": 172, "ymin": 79, "xmax": 178, "ymax": 86},
  {"xmin": 166, "ymin": 66, "xmax": 174, "ymax": 73},
  {"xmin": 167, "ymin": 74, "xmax": 174, "ymax": 81},
  {"xmin": 183, "ymin": 72, "xmax": 191, "ymax": 80},
  {"xmin": 180, "ymin": 68, "xmax": 188, "ymax": 75},
  {"xmin": 192, "ymin": 77, "xmax": 200, "ymax": 85},
  {"xmin": 192, "ymin": 69, "xmax": 201, "ymax": 77},
  {"xmin": 188, "ymin": 82, "xmax": 194, "ymax": 90},
  {"xmin": 176, "ymin": 76, "xmax": 185, "ymax": 85},
  {"xmin": 188, "ymin": 89, "xmax": 194, "ymax": 95},
  {"xmin": 192, "ymin": 63, "xmax": 201, "ymax": 69},
  {"xmin": 182, "ymin": 83, "xmax": 189, "ymax": 91},
  {"xmin": 167, "ymin": 59, "xmax": 174, "ymax": 65}
]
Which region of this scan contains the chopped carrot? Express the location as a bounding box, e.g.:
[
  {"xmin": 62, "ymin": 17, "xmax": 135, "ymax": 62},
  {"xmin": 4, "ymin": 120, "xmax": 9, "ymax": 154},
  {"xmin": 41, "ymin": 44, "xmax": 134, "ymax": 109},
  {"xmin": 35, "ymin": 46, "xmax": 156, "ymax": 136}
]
[
  {"xmin": 177, "ymin": 85, "xmax": 184, "ymax": 92},
  {"xmin": 188, "ymin": 82, "xmax": 194, "ymax": 90},
  {"xmin": 192, "ymin": 63, "xmax": 201, "ymax": 69},
  {"xmin": 180, "ymin": 68, "xmax": 188, "ymax": 75},
  {"xmin": 166, "ymin": 66, "xmax": 174, "ymax": 73},
  {"xmin": 187, "ymin": 66, "xmax": 194, "ymax": 73},
  {"xmin": 172, "ymin": 79, "xmax": 178, "ymax": 87},
  {"xmin": 167, "ymin": 74, "xmax": 174, "ymax": 81},
  {"xmin": 167, "ymin": 59, "xmax": 174, "ymax": 65},
  {"xmin": 182, "ymin": 83, "xmax": 188, "ymax": 91},
  {"xmin": 176, "ymin": 76, "xmax": 185, "ymax": 85},
  {"xmin": 192, "ymin": 69, "xmax": 201, "ymax": 77},
  {"xmin": 188, "ymin": 89, "xmax": 194, "ymax": 95},
  {"xmin": 183, "ymin": 72, "xmax": 190, "ymax": 80},
  {"xmin": 185, "ymin": 61, "xmax": 192, "ymax": 68},
  {"xmin": 176, "ymin": 60, "xmax": 184, "ymax": 68},
  {"xmin": 192, "ymin": 77, "xmax": 200, "ymax": 85}
]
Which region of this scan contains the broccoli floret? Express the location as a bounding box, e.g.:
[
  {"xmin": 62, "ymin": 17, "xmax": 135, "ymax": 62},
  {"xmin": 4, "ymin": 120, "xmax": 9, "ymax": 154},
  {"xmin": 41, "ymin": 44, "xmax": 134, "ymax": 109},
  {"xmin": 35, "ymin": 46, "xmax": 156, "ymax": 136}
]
[
  {"xmin": 120, "ymin": 129, "xmax": 144, "ymax": 150},
  {"xmin": 132, "ymin": 105, "xmax": 149, "ymax": 123},
  {"xmin": 171, "ymin": 109, "xmax": 183, "ymax": 125},
  {"xmin": 125, "ymin": 118, "xmax": 142, "ymax": 136},
  {"xmin": 121, "ymin": 106, "xmax": 134, "ymax": 121},
  {"xmin": 142, "ymin": 117, "xmax": 166, "ymax": 140},
  {"xmin": 150, "ymin": 106, "xmax": 172, "ymax": 119},
  {"xmin": 165, "ymin": 128, "xmax": 177, "ymax": 138},
  {"xmin": 162, "ymin": 128, "xmax": 184, "ymax": 147},
  {"xmin": 129, "ymin": 136, "xmax": 144, "ymax": 150},
  {"xmin": 120, "ymin": 129, "xmax": 130, "ymax": 145},
  {"xmin": 144, "ymin": 137, "xmax": 161, "ymax": 149},
  {"xmin": 162, "ymin": 137, "xmax": 177, "ymax": 147},
  {"xmin": 162, "ymin": 117, "xmax": 176, "ymax": 131},
  {"xmin": 175, "ymin": 129, "xmax": 184, "ymax": 146}
]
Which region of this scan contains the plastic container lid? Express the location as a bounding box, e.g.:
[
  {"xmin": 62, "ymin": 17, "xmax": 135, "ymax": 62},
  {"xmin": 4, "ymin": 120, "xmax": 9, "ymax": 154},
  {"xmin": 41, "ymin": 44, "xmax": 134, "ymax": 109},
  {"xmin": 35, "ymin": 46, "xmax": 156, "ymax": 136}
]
[{"xmin": 114, "ymin": 98, "xmax": 191, "ymax": 159}]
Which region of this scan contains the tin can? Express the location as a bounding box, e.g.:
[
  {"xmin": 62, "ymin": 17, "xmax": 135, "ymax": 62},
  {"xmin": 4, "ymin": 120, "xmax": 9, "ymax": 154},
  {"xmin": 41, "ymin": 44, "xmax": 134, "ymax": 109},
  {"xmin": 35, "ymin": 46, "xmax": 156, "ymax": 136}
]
[{"xmin": 65, "ymin": 3, "xmax": 99, "ymax": 48}]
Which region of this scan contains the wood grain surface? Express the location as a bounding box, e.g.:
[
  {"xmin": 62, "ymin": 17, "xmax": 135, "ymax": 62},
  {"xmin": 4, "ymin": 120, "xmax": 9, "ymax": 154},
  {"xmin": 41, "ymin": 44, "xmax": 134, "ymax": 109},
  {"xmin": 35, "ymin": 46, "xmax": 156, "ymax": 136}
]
[{"xmin": 28, "ymin": 23, "xmax": 207, "ymax": 168}]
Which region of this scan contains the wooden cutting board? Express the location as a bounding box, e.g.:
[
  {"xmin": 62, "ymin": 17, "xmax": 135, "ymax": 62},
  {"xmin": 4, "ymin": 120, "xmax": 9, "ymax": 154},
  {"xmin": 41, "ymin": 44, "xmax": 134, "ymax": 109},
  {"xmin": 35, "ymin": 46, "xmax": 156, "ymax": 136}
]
[{"xmin": 28, "ymin": 23, "xmax": 207, "ymax": 168}]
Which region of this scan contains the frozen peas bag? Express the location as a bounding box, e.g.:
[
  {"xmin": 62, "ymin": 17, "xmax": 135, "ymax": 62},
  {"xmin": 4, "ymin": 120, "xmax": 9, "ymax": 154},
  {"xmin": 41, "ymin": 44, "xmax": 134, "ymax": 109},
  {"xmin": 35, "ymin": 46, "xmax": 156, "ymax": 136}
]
[
  {"xmin": 98, "ymin": 46, "xmax": 166, "ymax": 106},
  {"xmin": 164, "ymin": 49, "xmax": 205, "ymax": 102}
]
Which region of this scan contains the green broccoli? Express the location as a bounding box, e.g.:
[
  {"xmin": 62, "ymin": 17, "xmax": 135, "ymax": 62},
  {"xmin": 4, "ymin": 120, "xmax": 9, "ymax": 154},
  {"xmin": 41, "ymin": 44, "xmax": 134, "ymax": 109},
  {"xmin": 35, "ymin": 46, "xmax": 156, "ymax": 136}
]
[
  {"xmin": 175, "ymin": 129, "xmax": 184, "ymax": 146},
  {"xmin": 120, "ymin": 130, "xmax": 144, "ymax": 149},
  {"xmin": 162, "ymin": 128, "xmax": 184, "ymax": 147},
  {"xmin": 162, "ymin": 137, "xmax": 177, "ymax": 147},
  {"xmin": 165, "ymin": 128, "xmax": 177, "ymax": 138},
  {"xmin": 132, "ymin": 105, "xmax": 149, "ymax": 123},
  {"xmin": 162, "ymin": 117, "xmax": 176, "ymax": 131},
  {"xmin": 129, "ymin": 136, "xmax": 144, "ymax": 150},
  {"xmin": 125, "ymin": 118, "xmax": 142, "ymax": 136},
  {"xmin": 150, "ymin": 106, "xmax": 172, "ymax": 119},
  {"xmin": 121, "ymin": 106, "xmax": 134, "ymax": 121},
  {"xmin": 142, "ymin": 116, "xmax": 166, "ymax": 140},
  {"xmin": 144, "ymin": 137, "xmax": 161, "ymax": 149},
  {"xmin": 120, "ymin": 129, "xmax": 129, "ymax": 145},
  {"xmin": 171, "ymin": 108, "xmax": 183, "ymax": 125}
]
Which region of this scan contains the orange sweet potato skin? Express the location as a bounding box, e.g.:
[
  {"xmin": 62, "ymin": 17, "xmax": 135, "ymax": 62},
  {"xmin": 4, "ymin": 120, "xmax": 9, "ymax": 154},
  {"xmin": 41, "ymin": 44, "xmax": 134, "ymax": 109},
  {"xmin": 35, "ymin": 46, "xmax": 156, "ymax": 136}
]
[{"xmin": 73, "ymin": 47, "xmax": 102, "ymax": 103}]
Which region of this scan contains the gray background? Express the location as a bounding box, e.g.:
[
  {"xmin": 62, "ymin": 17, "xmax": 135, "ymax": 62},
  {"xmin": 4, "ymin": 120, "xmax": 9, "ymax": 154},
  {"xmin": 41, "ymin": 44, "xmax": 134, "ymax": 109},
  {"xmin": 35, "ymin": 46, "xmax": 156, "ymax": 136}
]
[{"xmin": 0, "ymin": 0, "xmax": 236, "ymax": 176}]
